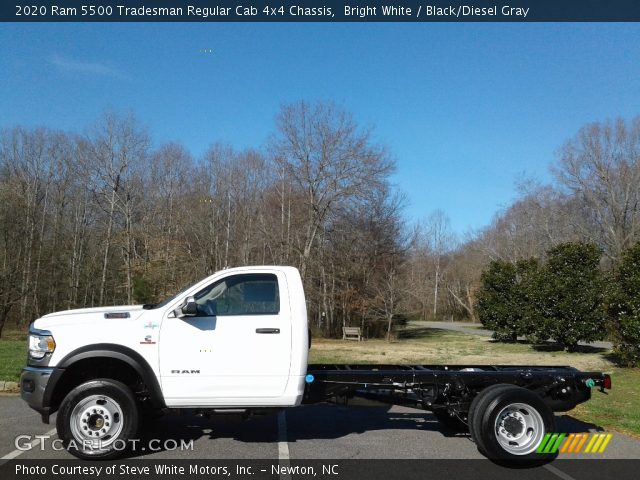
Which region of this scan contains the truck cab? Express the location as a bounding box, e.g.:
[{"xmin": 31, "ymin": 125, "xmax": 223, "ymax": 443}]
[{"xmin": 21, "ymin": 266, "xmax": 309, "ymax": 458}]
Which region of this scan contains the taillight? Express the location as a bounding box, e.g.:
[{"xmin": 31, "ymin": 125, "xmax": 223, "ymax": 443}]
[{"xmin": 603, "ymin": 374, "xmax": 612, "ymax": 390}]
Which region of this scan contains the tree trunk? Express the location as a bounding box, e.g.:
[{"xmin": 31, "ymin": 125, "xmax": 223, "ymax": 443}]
[{"xmin": 99, "ymin": 188, "xmax": 117, "ymax": 305}]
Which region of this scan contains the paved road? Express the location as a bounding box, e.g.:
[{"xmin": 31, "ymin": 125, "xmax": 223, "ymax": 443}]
[
  {"xmin": 1, "ymin": 395, "xmax": 638, "ymax": 463},
  {"xmin": 416, "ymin": 321, "xmax": 614, "ymax": 350}
]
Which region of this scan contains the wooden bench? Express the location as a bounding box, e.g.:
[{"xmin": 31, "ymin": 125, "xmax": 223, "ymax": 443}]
[{"xmin": 342, "ymin": 326, "xmax": 362, "ymax": 341}]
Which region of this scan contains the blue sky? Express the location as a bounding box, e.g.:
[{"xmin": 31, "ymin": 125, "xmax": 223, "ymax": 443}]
[{"xmin": 1, "ymin": 23, "xmax": 639, "ymax": 235}]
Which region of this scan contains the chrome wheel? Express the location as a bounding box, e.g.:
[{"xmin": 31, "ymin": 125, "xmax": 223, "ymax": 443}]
[
  {"xmin": 494, "ymin": 402, "xmax": 545, "ymax": 455},
  {"xmin": 69, "ymin": 394, "xmax": 124, "ymax": 453}
]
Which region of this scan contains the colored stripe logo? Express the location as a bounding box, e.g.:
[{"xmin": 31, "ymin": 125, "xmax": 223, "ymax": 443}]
[{"xmin": 537, "ymin": 433, "xmax": 613, "ymax": 454}]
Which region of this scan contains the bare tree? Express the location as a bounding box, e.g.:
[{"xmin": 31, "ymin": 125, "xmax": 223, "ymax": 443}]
[
  {"xmin": 147, "ymin": 143, "xmax": 194, "ymax": 297},
  {"xmin": 271, "ymin": 101, "xmax": 394, "ymax": 278},
  {"xmin": 88, "ymin": 112, "xmax": 149, "ymax": 304},
  {"xmin": 376, "ymin": 265, "xmax": 401, "ymax": 342},
  {"xmin": 426, "ymin": 210, "xmax": 455, "ymax": 318},
  {"xmin": 553, "ymin": 117, "xmax": 640, "ymax": 261}
]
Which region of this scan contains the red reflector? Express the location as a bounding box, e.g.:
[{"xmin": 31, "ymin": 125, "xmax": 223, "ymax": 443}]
[{"xmin": 603, "ymin": 375, "xmax": 612, "ymax": 390}]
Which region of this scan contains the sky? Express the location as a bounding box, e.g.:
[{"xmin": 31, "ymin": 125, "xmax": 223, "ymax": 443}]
[{"xmin": 1, "ymin": 23, "xmax": 639, "ymax": 235}]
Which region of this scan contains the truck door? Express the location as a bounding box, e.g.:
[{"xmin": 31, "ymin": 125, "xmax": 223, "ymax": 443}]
[{"xmin": 159, "ymin": 271, "xmax": 292, "ymax": 405}]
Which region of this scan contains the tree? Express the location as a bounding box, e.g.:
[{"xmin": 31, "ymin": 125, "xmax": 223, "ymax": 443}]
[
  {"xmin": 607, "ymin": 241, "xmax": 640, "ymax": 366},
  {"xmin": 0, "ymin": 175, "xmax": 29, "ymax": 337},
  {"xmin": 145, "ymin": 142, "xmax": 195, "ymax": 297},
  {"xmin": 375, "ymin": 264, "xmax": 402, "ymax": 342},
  {"xmin": 532, "ymin": 242, "xmax": 605, "ymax": 351},
  {"xmin": 445, "ymin": 242, "xmax": 485, "ymax": 322},
  {"xmin": 425, "ymin": 210, "xmax": 454, "ymax": 318},
  {"xmin": 0, "ymin": 106, "xmax": 400, "ymax": 339},
  {"xmin": 553, "ymin": 117, "xmax": 640, "ymax": 261},
  {"xmin": 271, "ymin": 100, "xmax": 394, "ymax": 279},
  {"xmin": 88, "ymin": 112, "xmax": 150, "ymax": 304},
  {"xmin": 475, "ymin": 259, "xmax": 539, "ymax": 341}
]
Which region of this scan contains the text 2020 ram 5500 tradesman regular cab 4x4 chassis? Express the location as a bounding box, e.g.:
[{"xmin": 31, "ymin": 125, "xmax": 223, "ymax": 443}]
[{"xmin": 21, "ymin": 266, "xmax": 611, "ymax": 463}]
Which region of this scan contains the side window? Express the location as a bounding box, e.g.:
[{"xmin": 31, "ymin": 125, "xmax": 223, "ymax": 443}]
[{"xmin": 193, "ymin": 274, "xmax": 280, "ymax": 316}]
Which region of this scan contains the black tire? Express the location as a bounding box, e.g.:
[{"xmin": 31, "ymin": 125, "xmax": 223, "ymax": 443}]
[
  {"xmin": 432, "ymin": 410, "xmax": 469, "ymax": 432},
  {"xmin": 56, "ymin": 379, "xmax": 139, "ymax": 460},
  {"xmin": 473, "ymin": 385, "xmax": 556, "ymax": 466},
  {"xmin": 468, "ymin": 383, "xmax": 513, "ymax": 446}
]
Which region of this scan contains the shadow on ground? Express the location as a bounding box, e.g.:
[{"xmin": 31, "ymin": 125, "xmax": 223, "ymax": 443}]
[
  {"xmin": 128, "ymin": 405, "xmax": 604, "ymax": 458},
  {"xmin": 531, "ymin": 343, "xmax": 609, "ymax": 354},
  {"xmin": 398, "ymin": 327, "xmax": 462, "ymax": 340}
]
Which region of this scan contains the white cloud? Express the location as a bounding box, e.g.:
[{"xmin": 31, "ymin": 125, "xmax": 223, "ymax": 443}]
[{"xmin": 48, "ymin": 54, "xmax": 127, "ymax": 79}]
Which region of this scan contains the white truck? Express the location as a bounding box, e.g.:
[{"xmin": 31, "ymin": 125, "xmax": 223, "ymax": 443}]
[{"xmin": 21, "ymin": 266, "xmax": 610, "ymax": 464}]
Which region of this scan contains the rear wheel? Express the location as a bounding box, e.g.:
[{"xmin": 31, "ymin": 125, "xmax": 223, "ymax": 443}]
[
  {"xmin": 471, "ymin": 385, "xmax": 556, "ymax": 465},
  {"xmin": 56, "ymin": 379, "xmax": 139, "ymax": 460},
  {"xmin": 467, "ymin": 383, "xmax": 513, "ymax": 444}
]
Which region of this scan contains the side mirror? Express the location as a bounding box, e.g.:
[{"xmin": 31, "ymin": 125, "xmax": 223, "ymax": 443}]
[{"xmin": 177, "ymin": 296, "xmax": 198, "ymax": 318}]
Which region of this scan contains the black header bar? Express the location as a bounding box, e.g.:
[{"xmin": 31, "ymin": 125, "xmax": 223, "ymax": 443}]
[
  {"xmin": 3, "ymin": 459, "xmax": 640, "ymax": 480},
  {"xmin": 2, "ymin": 1, "xmax": 640, "ymax": 22}
]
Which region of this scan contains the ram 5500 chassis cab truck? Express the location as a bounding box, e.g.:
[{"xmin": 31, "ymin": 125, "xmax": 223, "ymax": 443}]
[{"xmin": 21, "ymin": 266, "xmax": 611, "ymax": 463}]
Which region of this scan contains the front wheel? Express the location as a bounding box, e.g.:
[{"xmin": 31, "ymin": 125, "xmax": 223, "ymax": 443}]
[
  {"xmin": 470, "ymin": 385, "xmax": 556, "ymax": 465},
  {"xmin": 56, "ymin": 379, "xmax": 139, "ymax": 460}
]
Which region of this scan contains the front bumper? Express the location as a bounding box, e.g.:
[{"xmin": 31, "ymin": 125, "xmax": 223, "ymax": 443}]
[{"xmin": 20, "ymin": 366, "xmax": 56, "ymax": 423}]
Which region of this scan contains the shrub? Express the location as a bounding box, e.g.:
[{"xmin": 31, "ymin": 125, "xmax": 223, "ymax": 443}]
[
  {"xmin": 476, "ymin": 259, "xmax": 540, "ymax": 342},
  {"xmin": 532, "ymin": 242, "xmax": 605, "ymax": 351},
  {"xmin": 607, "ymin": 242, "xmax": 640, "ymax": 366}
]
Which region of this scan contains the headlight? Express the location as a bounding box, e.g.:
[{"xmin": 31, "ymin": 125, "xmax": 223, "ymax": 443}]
[{"xmin": 28, "ymin": 334, "xmax": 55, "ymax": 359}]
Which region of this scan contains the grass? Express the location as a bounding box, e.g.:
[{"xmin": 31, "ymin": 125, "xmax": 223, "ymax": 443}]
[
  {"xmin": 309, "ymin": 326, "xmax": 640, "ymax": 437},
  {"xmin": 309, "ymin": 328, "xmax": 613, "ymax": 371},
  {"xmin": 574, "ymin": 368, "xmax": 640, "ymax": 437},
  {"xmin": 0, "ymin": 328, "xmax": 27, "ymax": 383}
]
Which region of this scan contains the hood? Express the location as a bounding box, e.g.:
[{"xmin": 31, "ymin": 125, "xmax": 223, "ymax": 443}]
[
  {"xmin": 34, "ymin": 305, "xmax": 147, "ymax": 330},
  {"xmin": 41, "ymin": 305, "xmax": 145, "ymax": 318}
]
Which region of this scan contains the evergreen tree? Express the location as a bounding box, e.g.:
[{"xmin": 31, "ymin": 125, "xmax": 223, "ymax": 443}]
[
  {"xmin": 533, "ymin": 243, "xmax": 605, "ymax": 351},
  {"xmin": 607, "ymin": 242, "xmax": 640, "ymax": 366},
  {"xmin": 476, "ymin": 259, "xmax": 539, "ymax": 342}
]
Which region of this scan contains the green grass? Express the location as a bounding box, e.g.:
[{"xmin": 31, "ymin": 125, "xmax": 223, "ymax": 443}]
[
  {"xmin": 0, "ymin": 338, "xmax": 26, "ymax": 383},
  {"xmin": 574, "ymin": 368, "xmax": 640, "ymax": 437}
]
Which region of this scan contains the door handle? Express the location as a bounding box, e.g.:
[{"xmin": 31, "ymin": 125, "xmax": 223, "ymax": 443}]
[{"xmin": 256, "ymin": 328, "xmax": 280, "ymax": 334}]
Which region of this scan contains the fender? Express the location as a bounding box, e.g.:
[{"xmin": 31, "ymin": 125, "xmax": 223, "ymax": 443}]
[{"xmin": 45, "ymin": 343, "xmax": 166, "ymax": 411}]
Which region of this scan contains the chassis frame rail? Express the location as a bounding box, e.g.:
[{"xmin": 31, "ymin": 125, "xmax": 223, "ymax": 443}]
[{"xmin": 304, "ymin": 364, "xmax": 610, "ymax": 414}]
